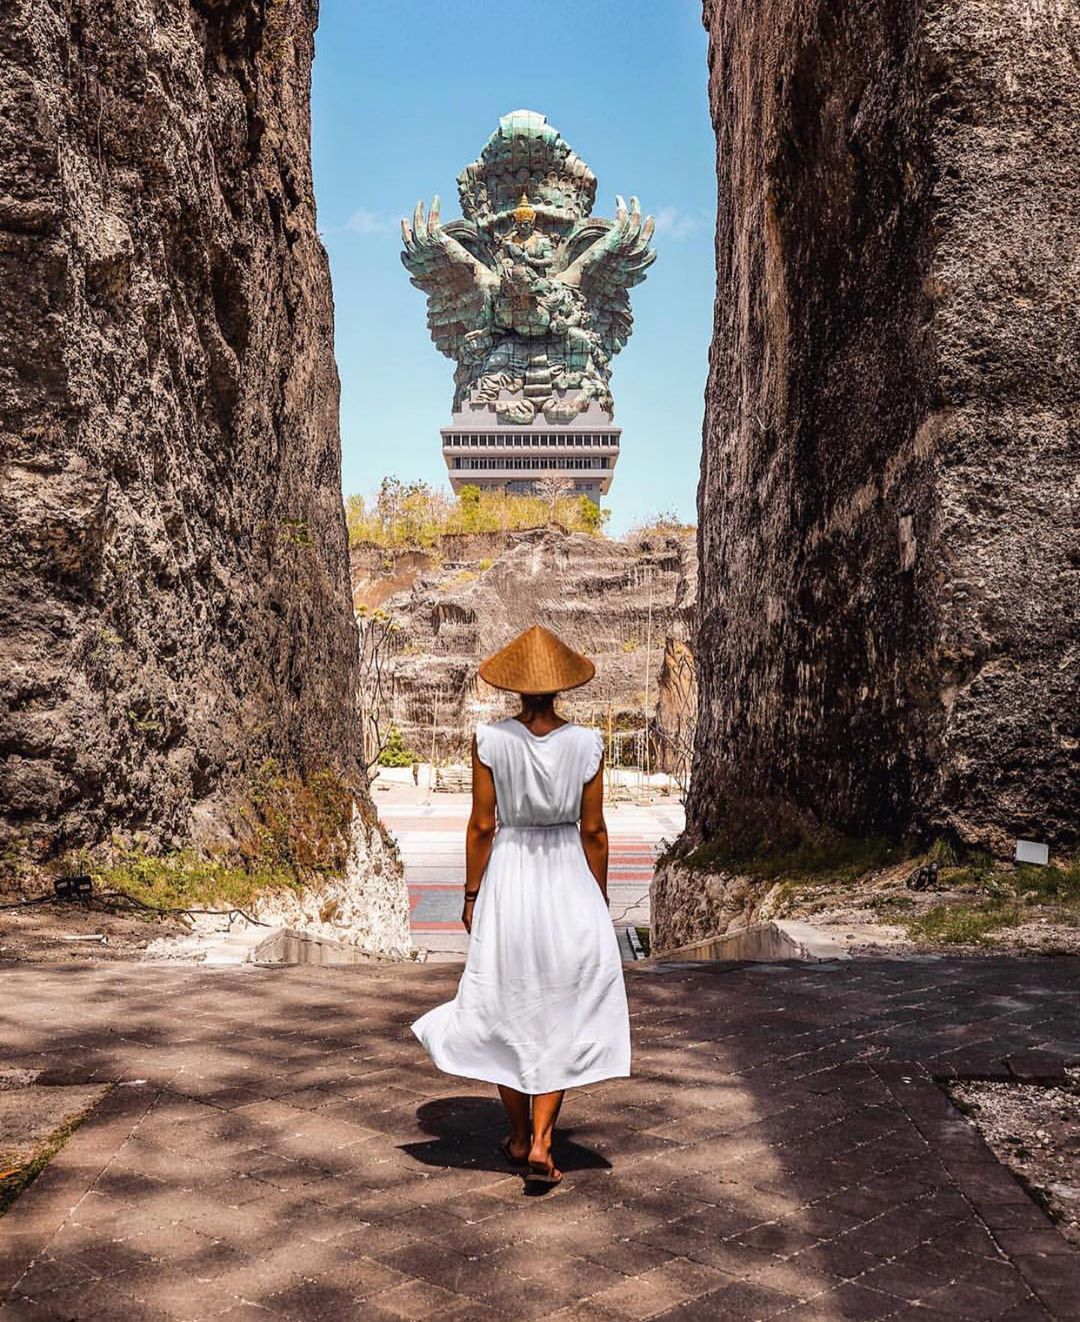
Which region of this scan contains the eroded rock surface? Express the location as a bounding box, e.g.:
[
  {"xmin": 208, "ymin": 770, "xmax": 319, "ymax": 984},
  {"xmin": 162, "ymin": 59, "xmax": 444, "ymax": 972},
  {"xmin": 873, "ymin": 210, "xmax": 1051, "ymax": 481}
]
[
  {"xmin": 354, "ymin": 527, "xmax": 697, "ymax": 773},
  {"xmin": 0, "ymin": 1, "xmax": 391, "ymax": 915},
  {"xmin": 651, "ymin": 860, "xmax": 774, "ymax": 955},
  {"xmin": 686, "ymin": 0, "xmax": 1077, "ymax": 865}
]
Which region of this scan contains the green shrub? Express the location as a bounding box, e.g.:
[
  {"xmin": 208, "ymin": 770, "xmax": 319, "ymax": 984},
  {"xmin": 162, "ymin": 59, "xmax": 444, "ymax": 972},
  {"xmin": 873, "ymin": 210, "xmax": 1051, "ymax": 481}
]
[
  {"xmin": 378, "ymin": 727, "xmax": 417, "ymax": 768},
  {"xmin": 346, "ymin": 477, "xmax": 610, "ymax": 548}
]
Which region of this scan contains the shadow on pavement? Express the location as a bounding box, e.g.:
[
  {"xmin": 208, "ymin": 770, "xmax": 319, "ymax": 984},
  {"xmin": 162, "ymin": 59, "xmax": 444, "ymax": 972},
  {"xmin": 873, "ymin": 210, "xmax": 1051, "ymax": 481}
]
[{"xmin": 403, "ymin": 1095, "xmax": 612, "ymax": 1173}]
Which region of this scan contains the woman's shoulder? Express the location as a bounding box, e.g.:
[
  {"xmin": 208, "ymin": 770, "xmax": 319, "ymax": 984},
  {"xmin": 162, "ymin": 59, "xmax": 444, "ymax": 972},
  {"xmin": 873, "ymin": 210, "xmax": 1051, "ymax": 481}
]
[
  {"xmin": 474, "ymin": 720, "xmax": 503, "ymax": 767},
  {"xmin": 477, "ymin": 717, "xmax": 514, "ymax": 739},
  {"xmin": 475, "ymin": 717, "xmax": 525, "ymax": 750},
  {"xmin": 578, "ymin": 725, "xmax": 604, "ymax": 753},
  {"xmin": 577, "ymin": 725, "xmax": 604, "ymax": 780}
]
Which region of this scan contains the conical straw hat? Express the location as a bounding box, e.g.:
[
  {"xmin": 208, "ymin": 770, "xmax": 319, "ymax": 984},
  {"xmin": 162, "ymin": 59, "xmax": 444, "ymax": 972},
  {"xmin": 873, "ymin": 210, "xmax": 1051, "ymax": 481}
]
[{"xmin": 478, "ymin": 625, "xmax": 595, "ymax": 694}]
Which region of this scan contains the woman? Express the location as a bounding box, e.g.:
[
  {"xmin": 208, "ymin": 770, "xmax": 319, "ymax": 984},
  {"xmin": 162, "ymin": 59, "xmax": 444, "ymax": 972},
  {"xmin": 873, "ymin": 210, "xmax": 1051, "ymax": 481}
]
[{"xmin": 412, "ymin": 624, "xmax": 631, "ymax": 1189}]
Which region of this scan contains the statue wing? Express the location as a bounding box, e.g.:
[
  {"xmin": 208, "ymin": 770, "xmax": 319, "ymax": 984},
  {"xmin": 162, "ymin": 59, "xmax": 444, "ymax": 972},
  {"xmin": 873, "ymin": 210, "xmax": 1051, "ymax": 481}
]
[
  {"xmin": 557, "ymin": 196, "xmax": 656, "ymax": 356},
  {"xmin": 401, "ymin": 198, "xmax": 498, "ymax": 361}
]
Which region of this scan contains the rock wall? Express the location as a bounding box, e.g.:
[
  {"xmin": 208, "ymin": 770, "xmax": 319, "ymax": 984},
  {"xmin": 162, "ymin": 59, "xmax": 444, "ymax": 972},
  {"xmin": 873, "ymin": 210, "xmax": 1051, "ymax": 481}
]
[
  {"xmin": 0, "ymin": 0, "xmax": 393, "ymax": 915},
  {"xmin": 652, "ymin": 861, "xmax": 776, "ymax": 956},
  {"xmin": 684, "ymin": 0, "xmax": 1077, "ymax": 880},
  {"xmin": 355, "ymin": 527, "xmax": 697, "ymax": 774}
]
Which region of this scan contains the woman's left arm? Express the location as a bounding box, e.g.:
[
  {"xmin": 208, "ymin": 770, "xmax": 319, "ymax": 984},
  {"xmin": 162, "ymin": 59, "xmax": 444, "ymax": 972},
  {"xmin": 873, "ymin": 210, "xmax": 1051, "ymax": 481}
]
[
  {"xmin": 463, "ymin": 735, "xmax": 497, "ymax": 932},
  {"xmin": 579, "ymin": 757, "xmax": 609, "ymax": 904}
]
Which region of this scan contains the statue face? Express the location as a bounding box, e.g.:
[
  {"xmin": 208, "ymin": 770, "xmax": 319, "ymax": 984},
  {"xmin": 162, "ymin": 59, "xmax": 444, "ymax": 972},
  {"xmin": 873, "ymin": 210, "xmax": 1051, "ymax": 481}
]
[{"xmin": 516, "ymin": 219, "xmax": 534, "ymax": 239}]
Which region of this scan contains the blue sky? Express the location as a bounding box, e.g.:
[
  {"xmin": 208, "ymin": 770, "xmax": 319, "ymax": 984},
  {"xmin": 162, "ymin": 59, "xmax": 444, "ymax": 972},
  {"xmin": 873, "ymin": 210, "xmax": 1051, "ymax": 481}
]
[{"xmin": 312, "ymin": 1, "xmax": 715, "ymax": 534}]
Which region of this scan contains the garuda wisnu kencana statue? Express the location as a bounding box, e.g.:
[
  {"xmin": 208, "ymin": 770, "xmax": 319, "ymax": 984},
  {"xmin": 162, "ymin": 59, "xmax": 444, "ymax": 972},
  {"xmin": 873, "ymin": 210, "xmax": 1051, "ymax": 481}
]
[{"xmin": 402, "ymin": 109, "xmax": 656, "ymax": 425}]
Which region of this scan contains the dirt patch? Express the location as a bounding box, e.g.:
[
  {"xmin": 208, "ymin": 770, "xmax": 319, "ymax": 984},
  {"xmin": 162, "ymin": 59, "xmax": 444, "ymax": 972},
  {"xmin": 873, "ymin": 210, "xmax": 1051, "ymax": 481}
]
[
  {"xmin": 0, "ymin": 903, "xmax": 187, "ymax": 963},
  {"xmin": 0, "ymin": 1072, "xmax": 107, "ymax": 1215},
  {"xmin": 949, "ymin": 1070, "xmax": 1080, "ymax": 1249},
  {"xmin": 766, "ymin": 862, "xmax": 1080, "ymax": 957}
]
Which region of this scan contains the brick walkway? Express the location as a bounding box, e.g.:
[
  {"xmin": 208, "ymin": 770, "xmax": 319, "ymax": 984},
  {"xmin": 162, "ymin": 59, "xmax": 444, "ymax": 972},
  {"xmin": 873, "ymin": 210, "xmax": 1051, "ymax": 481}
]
[{"xmin": 1, "ymin": 956, "xmax": 1078, "ymax": 1320}]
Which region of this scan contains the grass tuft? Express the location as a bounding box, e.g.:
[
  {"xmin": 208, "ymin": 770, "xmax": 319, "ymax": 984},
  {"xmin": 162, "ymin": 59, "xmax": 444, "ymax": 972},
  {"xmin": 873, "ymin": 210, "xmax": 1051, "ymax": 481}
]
[
  {"xmin": 0, "ymin": 1096, "xmax": 102, "ymax": 1217},
  {"xmin": 905, "ymin": 852, "xmax": 1080, "ymax": 945},
  {"xmin": 908, "ymin": 902, "xmax": 1022, "ymax": 945},
  {"xmin": 86, "ymin": 850, "xmax": 302, "ymax": 916},
  {"xmin": 680, "ymin": 808, "xmax": 914, "ymax": 885}
]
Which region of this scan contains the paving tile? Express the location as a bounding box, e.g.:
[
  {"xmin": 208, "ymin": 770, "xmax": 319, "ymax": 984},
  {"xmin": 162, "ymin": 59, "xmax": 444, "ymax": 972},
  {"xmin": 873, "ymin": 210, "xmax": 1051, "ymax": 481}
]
[
  {"xmin": 579, "ymin": 1237, "xmax": 676, "ymax": 1276},
  {"xmin": 23, "ymin": 1278, "xmax": 174, "ymax": 1321},
  {"xmin": 260, "ymin": 1277, "xmax": 371, "ymax": 1320},
  {"xmin": 649, "ymin": 1277, "xmax": 800, "ymax": 1320},
  {"xmin": 735, "ymin": 1219, "xmax": 823, "ymax": 1257},
  {"xmin": 119, "ymin": 1267, "xmax": 240, "ymax": 1319},
  {"xmin": 0, "ymin": 1300, "xmax": 59, "ymax": 1322},
  {"xmin": 368, "ymin": 1277, "xmax": 472, "ymax": 1319},
  {"xmin": 1012, "ymin": 1252, "xmax": 1080, "ymax": 1315},
  {"xmin": 1, "ymin": 959, "xmax": 1079, "ymax": 1319}
]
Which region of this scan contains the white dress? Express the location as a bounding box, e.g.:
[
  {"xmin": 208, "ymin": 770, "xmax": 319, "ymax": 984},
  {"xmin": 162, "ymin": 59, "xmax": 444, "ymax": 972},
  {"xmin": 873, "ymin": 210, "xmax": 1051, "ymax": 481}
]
[{"xmin": 412, "ymin": 718, "xmax": 631, "ymax": 1094}]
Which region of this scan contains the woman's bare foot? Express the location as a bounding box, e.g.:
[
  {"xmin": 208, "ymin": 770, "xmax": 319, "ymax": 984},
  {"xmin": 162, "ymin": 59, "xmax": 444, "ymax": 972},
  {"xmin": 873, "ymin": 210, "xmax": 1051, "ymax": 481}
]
[
  {"xmin": 527, "ymin": 1140, "xmax": 562, "ymax": 1182},
  {"xmin": 502, "ymin": 1135, "xmax": 529, "ymax": 1163}
]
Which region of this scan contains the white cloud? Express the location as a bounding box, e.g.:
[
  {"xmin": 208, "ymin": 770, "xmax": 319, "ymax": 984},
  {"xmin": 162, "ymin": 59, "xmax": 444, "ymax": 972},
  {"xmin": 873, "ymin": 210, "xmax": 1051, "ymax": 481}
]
[
  {"xmin": 335, "ymin": 207, "xmax": 400, "ymax": 237},
  {"xmin": 650, "ymin": 207, "xmax": 702, "ymax": 241}
]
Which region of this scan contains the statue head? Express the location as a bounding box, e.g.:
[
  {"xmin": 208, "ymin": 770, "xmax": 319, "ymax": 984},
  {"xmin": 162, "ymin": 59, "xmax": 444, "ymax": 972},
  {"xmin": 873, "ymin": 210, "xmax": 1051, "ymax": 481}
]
[
  {"xmin": 513, "ymin": 193, "xmax": 536, "ymax": 237},
  {"xmin": 457, "ymin": 110, "xmax": 597, "ymax": 232}
]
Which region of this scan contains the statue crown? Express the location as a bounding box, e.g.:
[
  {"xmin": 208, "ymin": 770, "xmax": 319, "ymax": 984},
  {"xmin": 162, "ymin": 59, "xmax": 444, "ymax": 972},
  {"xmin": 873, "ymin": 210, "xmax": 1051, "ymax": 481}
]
[
  {"xmin": 457, "ymin": 110, "xmax": 597, "ymax": 230},
  {"xmin": 513, "ymin": 193, "xmax": 536, "ymax": 224}
]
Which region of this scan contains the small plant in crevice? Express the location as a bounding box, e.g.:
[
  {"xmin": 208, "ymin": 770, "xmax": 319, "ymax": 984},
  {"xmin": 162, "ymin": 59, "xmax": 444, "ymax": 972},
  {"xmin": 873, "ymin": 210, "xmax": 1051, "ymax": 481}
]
[
  {"xmin": 280, "ymin": 517, "xmax": 313, "ymax": 548},
  {"xmin": 377, "ymin": 726, "xmax": 418, "ymax": 769}
]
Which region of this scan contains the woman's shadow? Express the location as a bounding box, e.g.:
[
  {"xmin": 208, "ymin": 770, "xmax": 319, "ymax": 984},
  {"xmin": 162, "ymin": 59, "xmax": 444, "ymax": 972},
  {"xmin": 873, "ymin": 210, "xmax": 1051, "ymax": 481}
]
[{"xmin": 402, "ymin": 1096, "xmax": 612, "ymax": 1174}]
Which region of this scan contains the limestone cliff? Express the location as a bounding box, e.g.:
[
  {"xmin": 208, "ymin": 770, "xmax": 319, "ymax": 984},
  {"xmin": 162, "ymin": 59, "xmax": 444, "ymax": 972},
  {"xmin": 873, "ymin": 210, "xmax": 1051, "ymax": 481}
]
[
  {"xmin": 0, "ymin": 0, "xmax": 396, "ymax": 935},
  {"xmin": 685, "ymin": 0, "xmax": 1077, "ymax": 862},
  {"xmin": 354, "ymin": 528, "xmax": 697, "ymax": 776}
]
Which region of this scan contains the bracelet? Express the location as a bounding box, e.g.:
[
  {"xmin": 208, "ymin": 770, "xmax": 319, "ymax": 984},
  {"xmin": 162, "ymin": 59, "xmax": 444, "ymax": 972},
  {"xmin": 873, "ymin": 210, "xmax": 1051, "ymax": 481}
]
[{"xmin": 463, "ymin": 890, "xmax": 480, "ymax": 901}]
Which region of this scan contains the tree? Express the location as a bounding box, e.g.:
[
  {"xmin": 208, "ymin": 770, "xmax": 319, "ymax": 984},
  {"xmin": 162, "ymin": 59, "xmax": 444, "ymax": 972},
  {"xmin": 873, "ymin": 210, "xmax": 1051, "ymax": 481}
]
[
  {"xmin": 575, "ymin": 496, "xmax": 610, "ymax": 534},
  {"xmin": 534, "ymin": 474, "xmax": 575, "ymax": 522},
  {"xmin": 357, "ymin": 606, "xmax": 401, "ymax": 770},
  {"xmin": 457, "ymin": 484, "xmax": 482, "ymax": 532}
]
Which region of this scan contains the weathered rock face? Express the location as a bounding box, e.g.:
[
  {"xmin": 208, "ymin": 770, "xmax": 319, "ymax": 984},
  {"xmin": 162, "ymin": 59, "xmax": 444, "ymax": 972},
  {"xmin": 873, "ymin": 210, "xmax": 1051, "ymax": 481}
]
[
  {"xmin": 651, "ymin": 861, "xmax": 775, "ymax": 956},
  {"xmin": 354, "ymin": 527, "xmax": 697, "ymax": 773},
  {"xmin": 686, "ymin": 0, "xmax": 1077, "ymax": 871},
  {"xmin": 0, "ymin": 1, "xmax": 378, "ymax": 875}
]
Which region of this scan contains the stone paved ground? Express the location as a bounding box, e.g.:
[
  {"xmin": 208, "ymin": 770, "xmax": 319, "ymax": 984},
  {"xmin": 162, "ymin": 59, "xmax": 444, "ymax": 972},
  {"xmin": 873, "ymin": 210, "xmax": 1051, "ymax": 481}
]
[{"xmin": 1, "ymin": 956, "xmax": 1079, "ymax": 1320}]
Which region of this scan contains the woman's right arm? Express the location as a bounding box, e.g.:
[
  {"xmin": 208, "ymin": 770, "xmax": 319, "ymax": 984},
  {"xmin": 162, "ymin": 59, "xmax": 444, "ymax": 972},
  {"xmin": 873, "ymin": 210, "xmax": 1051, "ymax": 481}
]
[
  {"xmin": 463, "ymin": 735, "xmax": 497, "ymax": 932},
  {"xmin": 579, "ymin": 756, "xmax": 608, "ymax": 904}
]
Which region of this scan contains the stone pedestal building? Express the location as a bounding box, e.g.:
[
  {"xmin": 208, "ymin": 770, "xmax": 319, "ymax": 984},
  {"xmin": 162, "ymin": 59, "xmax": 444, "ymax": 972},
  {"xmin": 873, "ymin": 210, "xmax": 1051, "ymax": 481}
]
[{"xmin": 442, "ymin": 402, "xmax": 619, "ymax": 499}]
